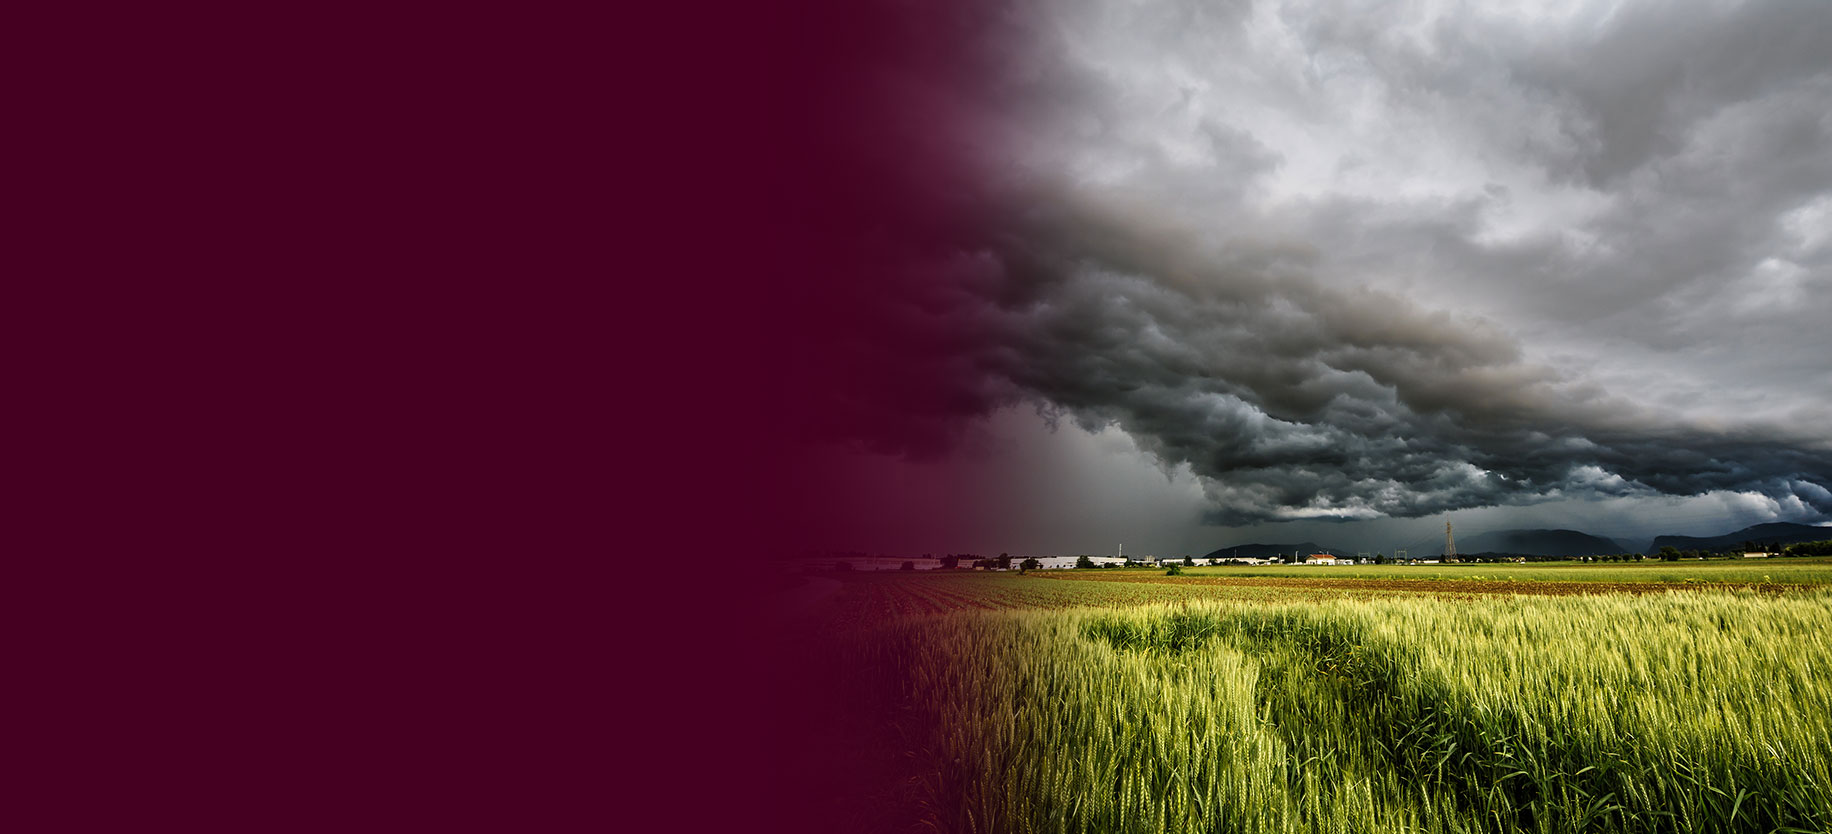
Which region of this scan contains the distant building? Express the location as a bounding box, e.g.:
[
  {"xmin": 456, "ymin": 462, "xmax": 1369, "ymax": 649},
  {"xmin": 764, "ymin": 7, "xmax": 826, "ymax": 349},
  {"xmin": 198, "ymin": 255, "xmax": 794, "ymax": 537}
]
[
  {"xmin": 1742, "ymin": 552, "xmax": 1774, "ymax": 559},
  {"xmin": 1303, "ymin": 554, "xmax": 1338, "ymax": 565},
  {"xmin": 1028, "ymin": 556, "xmax": 1127, "ymax": 569}
]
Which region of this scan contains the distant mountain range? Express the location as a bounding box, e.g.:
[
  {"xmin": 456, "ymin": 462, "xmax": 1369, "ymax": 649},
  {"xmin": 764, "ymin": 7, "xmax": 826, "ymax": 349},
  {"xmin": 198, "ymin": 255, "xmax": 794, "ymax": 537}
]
[
  {"xmin": 1455, "ymin": 529, "xmax": 1627, "ymax": 557},
  {"xmin": 1201, "ymin": 542, "xmax": 1352, "ymax": 560},
  {"xmin": 1646, "ymin": 522, "xmax": 1831, "ymax": 554},
  {"xmin": 1212, "ymin": 521, "xmax": 1831, "ymax": 559},
  {"xmin": 1386, "ymin": 528, "xmax": 1627, "ymax": 558}
]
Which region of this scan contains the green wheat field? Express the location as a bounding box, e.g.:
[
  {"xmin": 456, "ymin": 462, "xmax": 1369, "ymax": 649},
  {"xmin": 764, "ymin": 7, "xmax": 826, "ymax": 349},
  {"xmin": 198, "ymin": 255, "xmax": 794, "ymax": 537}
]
[{"xmin": 790, "ymin": 560, "xmax": 1832, "ymax": 833}]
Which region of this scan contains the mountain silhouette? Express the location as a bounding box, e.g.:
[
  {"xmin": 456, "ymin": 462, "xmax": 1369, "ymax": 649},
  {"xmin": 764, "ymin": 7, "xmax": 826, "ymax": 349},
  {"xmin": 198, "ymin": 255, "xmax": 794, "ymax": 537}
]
[
  {"xmin": 1207, "ymin": 521, "xmax": 1831, "ymax": 561},
  {"xmin": 1645, "ymin": 521, "xmax": 1831, "ymax": 554},
  {"xmin": 1387, "ymin": 528, "xmax": 1627, "ymax": 557},
  {"xmin": 1201, "ymin": 542, "xmax": 1351, "ymax": 560}
]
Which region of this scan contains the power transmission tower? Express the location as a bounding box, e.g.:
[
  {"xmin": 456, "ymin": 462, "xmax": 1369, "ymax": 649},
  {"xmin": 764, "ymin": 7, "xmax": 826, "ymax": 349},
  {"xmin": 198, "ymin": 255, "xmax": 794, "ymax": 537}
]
[{"xmin": 1445, "ymin": 520, "xmax": 1457, "ymax": 561}]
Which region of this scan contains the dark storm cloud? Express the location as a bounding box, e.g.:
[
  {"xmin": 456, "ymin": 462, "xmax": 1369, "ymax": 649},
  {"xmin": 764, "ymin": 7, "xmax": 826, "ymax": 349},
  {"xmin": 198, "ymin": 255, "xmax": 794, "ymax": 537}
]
[
  {"xmin": 810, "ymin": 0, "xmax": 1832, "ymax": 526},
  {"xmin": 979, "ymin": 194, "xmax": 1832, "ymax": 523},
  {"xmin": 829, "ymin": 183, "xmax": 1832, "ymax": 524}
]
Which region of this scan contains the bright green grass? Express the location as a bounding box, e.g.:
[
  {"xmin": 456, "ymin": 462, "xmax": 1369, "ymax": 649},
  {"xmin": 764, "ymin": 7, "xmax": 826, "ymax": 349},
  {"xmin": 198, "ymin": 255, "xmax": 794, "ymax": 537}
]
[
  {"xmin": 1168, "ymin": 555, "xmax": 1832, "ymax": 585},
  {"xmin": 837, "ymin": 591, "xmax": 1832, "ymax": 833}
]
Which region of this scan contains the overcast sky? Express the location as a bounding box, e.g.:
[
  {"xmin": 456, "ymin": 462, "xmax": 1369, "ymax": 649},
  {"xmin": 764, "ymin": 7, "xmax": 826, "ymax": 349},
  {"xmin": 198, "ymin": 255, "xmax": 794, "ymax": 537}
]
[{"xmin": 798, "ymin": 0, "xmax": 1832, "ymax": 556}]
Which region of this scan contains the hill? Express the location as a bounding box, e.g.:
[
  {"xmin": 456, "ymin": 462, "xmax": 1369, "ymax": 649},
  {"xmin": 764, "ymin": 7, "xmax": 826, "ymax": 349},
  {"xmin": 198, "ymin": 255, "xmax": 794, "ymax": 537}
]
[
  {"xmin": 1395, "ymin": 528, "xmax": 1628, "ymax": 558},
  {"xmin": 1205, "ymin": 521, "xmax": 1832, "ymax": 562},
  {"xmin": 1202, "ymin": 542, "xmax": 1350, "ymax": 560},
  {"xmin": 1457, "ymin": 529, "xmax": 1628, "ymax": 557},
  {"xmin": 1646, "ymin": 521, "xmax": 1832, "ymax": 554}
]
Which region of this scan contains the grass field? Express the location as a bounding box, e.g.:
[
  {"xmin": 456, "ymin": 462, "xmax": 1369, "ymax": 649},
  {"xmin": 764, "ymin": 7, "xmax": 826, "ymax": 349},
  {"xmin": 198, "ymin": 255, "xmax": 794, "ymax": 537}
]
[{"xmin": 790, "ymin": 561, "xmax": 1832, "ymax": 832}]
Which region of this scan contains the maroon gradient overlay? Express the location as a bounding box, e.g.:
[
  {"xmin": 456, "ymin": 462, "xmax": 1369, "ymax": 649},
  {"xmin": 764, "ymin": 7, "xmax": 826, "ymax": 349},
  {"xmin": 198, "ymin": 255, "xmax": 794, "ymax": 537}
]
[
  {"xmin": 740, "ymin": 0, "xmax": 1030, "ymax": 831},
  {"xmin": 625, "ymin": 0, "xmax": 1026, "ymax": 819},
  {"xmin": 10, "ymin": 0, "xmax": 1015, "ymax": 831}
]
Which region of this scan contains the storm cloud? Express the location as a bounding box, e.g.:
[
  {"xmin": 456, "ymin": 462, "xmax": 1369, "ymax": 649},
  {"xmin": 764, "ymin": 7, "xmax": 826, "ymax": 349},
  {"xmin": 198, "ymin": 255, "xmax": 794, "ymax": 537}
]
[{"xmin": 809, "ymin": 0, "xmax": 1832, "ymax": 528}]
